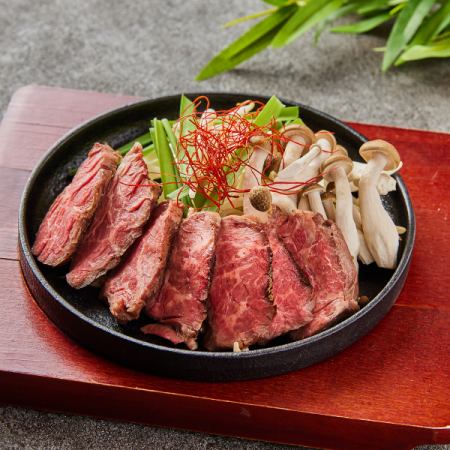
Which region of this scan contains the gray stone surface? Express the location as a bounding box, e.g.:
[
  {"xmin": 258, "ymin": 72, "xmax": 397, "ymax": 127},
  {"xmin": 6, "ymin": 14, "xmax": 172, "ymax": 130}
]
[
  {"xmin": 0, "ymin": 0, "xmax": 449, "ymax": 131},
  {"xmin": 0, "ymin": 0, "xmax": 449, "ymax": 448}
]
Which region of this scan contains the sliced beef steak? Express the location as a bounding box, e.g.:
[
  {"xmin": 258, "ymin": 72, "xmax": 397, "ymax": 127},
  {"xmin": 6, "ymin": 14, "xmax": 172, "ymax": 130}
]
[
  {"xmin": 266, "ymin": 225, "xmax": 314, "ymax": 339},
  {"xmin": 67, "ymin": 143, "xmax": 159, "ymax": 289},
  {"xmin": 32, "ymin": 143, "xmax": 120, "ymax": 266},
  {"xmin": 102, "ymin": 201, "xmax": 183, "ymax": 322},
  {"xmin": 274, "ymin": 209, "xmax": 358, "ymax": 339},
  {"xmin": 205, "ymin": 216, "xmax": 275, "ymax": 351},
  {"xmin": 143, "ymin": 211, "xmax": 221, "ymax": 350}
]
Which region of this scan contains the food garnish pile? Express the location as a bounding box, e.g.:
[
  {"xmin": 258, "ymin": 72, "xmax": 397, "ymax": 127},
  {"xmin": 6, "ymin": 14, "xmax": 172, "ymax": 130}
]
[{"xmin": 32, "ymin": 96, "xmax": 405, "ymax": 351}]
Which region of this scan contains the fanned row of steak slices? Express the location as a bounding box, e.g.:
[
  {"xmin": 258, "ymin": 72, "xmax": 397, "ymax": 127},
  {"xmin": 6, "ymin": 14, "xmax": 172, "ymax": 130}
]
[{"xmin": 33, "ymin": 142, "xmax": 358, "ymax": 351}]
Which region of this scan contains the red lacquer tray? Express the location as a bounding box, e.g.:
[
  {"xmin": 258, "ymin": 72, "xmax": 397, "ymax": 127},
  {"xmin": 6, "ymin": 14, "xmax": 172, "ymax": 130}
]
[{"xmin": 0, "ymin": 85, "xmax": 449, "ymax": 450}]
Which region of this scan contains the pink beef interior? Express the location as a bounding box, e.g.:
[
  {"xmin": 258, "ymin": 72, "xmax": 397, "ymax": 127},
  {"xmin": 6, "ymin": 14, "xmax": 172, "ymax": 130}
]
[
  {"xmin": 267, "ymin": 224, "xmax": 314, "ymax": 339},
  {"xmin": 66, "ymin": 143, "xmax": 160, "ymax": 289},
  {"xmin": 205, "ymin": 215, "xmax": 275, "ymax": 351},
  {"xmin": 274, "ymin": 209, "xmax": 359, "ymax": 338},
  {"xmin": 144, "ymin": 211, "xmax": 221, "ymax": 350},
  {"xmin": 32, "ymin": 143, "xmax": 120, "ymax": 267},
  {"xmin": 102, "ymin": 201, "xmax": 183, "ymax": 323}
]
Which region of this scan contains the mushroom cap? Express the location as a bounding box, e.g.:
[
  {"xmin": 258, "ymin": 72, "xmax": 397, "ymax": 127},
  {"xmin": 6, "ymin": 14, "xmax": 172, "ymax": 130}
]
[
  {"xmin": 321, "ymin": 191, "xmax": 336, "ymax": 202},
  {"xmin": 315, "ymin": 130, "xmax": 337, "ymax": 152},
  {"xmin": 334, "ymin": 145, "xmax": 348, "ymax": 157},
  {"xmin": 249, "ymin": 134, "xmax": 272, "ymax": 154},
  {"xmin": 359, "ymin": 139, "xmax": 401, "ymax": 171},
  {"xmin": 282, "ymin": 124, "xmax": 315, "ymax": 154},
  {"xmin": 321, "ymin": 154, "xmax": 353, "ymax": 181},
  {"xmin": 303, "ymin": 183, "xmax": 324, "ymax": 195},
  {"xmin": 249, "ymin": 186, "xmax": 272, "ymax": 212}
]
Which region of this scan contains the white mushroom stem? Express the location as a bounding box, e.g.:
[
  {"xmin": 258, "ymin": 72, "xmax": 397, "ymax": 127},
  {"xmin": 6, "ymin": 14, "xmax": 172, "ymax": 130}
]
[
  {"xmin": 359, "ymin": 154, "xmax": 399, "ymax": 269},
  {"xmin": 302, "ymin": 138, "xmax": 333, "ymax": 178},
  {"xmin": 334, "ymin": 167, "xmax": 360, "ymax": 264},
  {"xmin": 357, "ymin": 229, "xmax": 375, "ymax": 265},
  {"xmin": 306, "ymin": 191, "xmax": 327, "ymax": 219},
  {"xmin": 298, "ymin": 195, "xmax": 310, "ymax": 211},
  {"xmin": 352, "ymin": 203, "xmax": 362, "ymax": 229},
  {"xmin": 282, "ymin": 140, "xmax": 306, "ymax": 168},
  {"xmin": 271, "ymin": 144, "xmax": 321, "ymax": 212},
  {"xmin": 352, "ymin": 203, "xmax": 375, "ymax": 264},
  {"xmin": 322, "ymin": 195, "xmax": 335, "ymax": 221},
  {"xmin": 271, "ymin": 132, "xmax": 334, "ymax": 213},
  {"xmin": 243, "ymin": 138, "xmax": 270, "ymax": 219},
  {"xmin": 322, "ymin": 154, "xmax": 359, "ymax": 266},
  {"xmin": 277, "ymin": 145, "xmax": 321, "ymax": 180}
]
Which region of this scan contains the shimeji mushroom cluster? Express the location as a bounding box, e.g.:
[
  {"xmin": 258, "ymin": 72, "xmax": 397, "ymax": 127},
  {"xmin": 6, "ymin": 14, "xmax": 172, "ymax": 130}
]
[{"xmin": 246, "ymin": 126, "xmax": 403, "ymax": 270}]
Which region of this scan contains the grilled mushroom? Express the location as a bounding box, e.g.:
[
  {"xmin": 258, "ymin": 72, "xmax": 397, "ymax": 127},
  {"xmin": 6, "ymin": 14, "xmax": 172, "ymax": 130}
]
[
  {"xmin": 270, "ymin": 144, "xmax": 321, "ymax": 212},
  {"xmin": 334, "ymin": 144, "xmax": 348, "ymax": 157},
  {"xmin": 242, "ymin": 136, "xmax": 271, "ymax": 218},
  {"xmin": 322, "ymin": 154, "xmax": 359, "ymax": 265},
  {"xmin": 358, "ymin": 140, "xmax": 401, "ymax": 269},
  {"xmin": 249, "ymin": 185, "xmax": 272, "ymax": 213},
  {"xmin": 270, "ymin": 130, "xmax": 336, "ymax": 212},
  {"xmin": 350, "ymin": 160, "xmax": 402, "ymax": 195},
  {"xmin": 280, "ymin": 124, "xmax": 315, "ymax": 168}
]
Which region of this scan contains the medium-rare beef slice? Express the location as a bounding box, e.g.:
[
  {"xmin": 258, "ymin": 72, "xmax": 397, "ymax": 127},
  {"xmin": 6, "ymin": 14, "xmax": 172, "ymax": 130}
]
[
  {"xmin": 274, "ymin": 209, "xmax": 358, "ymax": 339},
  {"xmin": 67, "ymin": 143, "xmax": 160, "ymax": 289},
  {"xmin": 143, "ymin": 211, "xmax": 221, "ymax": 350},
  {"xmin": 102, "ymin": 201, "xmax": 183, "ymax": 322},
  {"xmin": 204, "ymin": 216, "xmax": 275, "ymax": 351},
  {"xmin": 32, "ymin": 143, "xmax": 120, "ymax": 267},
  {"xmin": 266, "ymin": 225, "xmax": 314, "ymax": 340}
]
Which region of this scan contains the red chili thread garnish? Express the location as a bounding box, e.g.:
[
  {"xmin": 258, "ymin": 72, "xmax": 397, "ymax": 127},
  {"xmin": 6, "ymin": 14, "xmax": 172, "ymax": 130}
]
[
  {"xmin": 128, "ymin": 97, "xmax": 324, "ymax": 209},
  {"xmin": 173, "ymin": 96, "xmax": 311, "ymax": 209}
]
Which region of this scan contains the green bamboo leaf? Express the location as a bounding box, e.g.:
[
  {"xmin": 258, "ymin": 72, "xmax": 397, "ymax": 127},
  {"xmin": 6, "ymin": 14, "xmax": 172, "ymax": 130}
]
[
  {"xmin": 332, "ymin": 12, "xmax": 392, "ymax": 33},
  {"xmin": 399, "ymin": 36, "xmax": 450, "ymax": 61},
  {"xmin": 409, "ymin": 0, "xmax": 450, "ymax": 44},
  {"xmin": 223, "ymin": 7, "xmax": 276, "ymax": 28},
  {"xmin": 262, "ymin": 0, "xmax": 291, "ymax": 6},
  {"xmin": 396, "ymin": 1, "xmax": 450, "ymax": 65},
  {"xmin": 314, "ymin": 3, "xmax": 360, "ymax": 42},
  {"xmin": 356, "ymin": 0, "xmax": 391, "ymax": 15},
  {"xmin": 382, "ymin": 0, "xmax": 436, "ymax": 71},
  {"xmin": 196, "ymin": 5, "xmax": 297, "ymax": 80},
  {"xmin": 389, "ymin": 2, "xmax": 407, "ymax": 16},
  {"xmin": 272, "ymin": 0, "xmax": 344, "ymax": 48}
]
